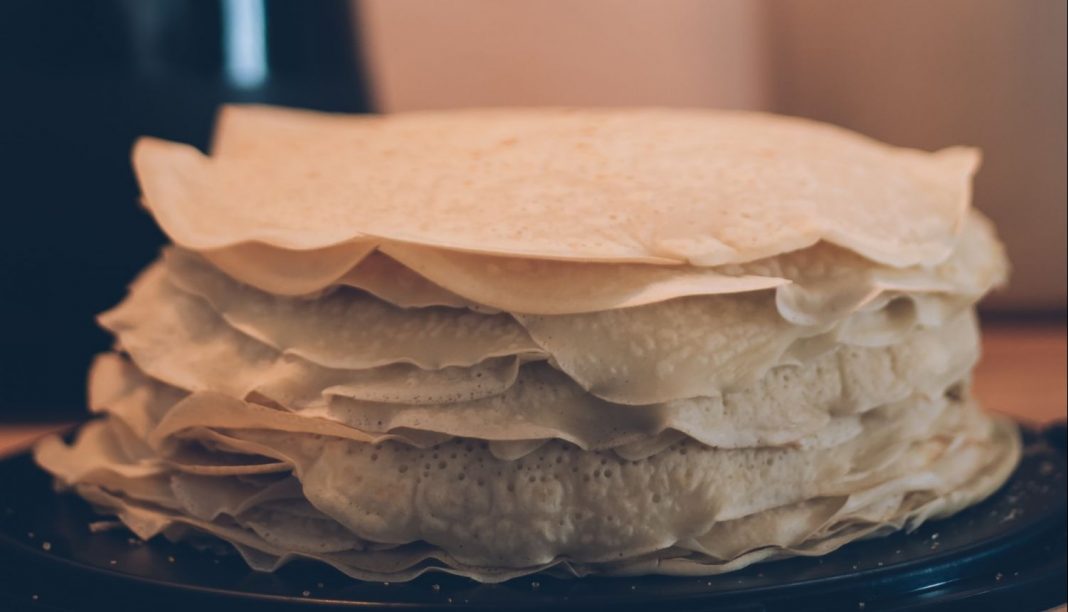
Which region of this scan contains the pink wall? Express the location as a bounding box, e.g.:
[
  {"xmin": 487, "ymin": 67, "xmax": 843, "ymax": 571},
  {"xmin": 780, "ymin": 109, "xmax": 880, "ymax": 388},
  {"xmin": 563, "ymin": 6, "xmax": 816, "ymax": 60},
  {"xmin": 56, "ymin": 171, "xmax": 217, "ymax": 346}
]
[{"xmin": 359, "ymin": 0, "xmax": 770, "ymax": 111}]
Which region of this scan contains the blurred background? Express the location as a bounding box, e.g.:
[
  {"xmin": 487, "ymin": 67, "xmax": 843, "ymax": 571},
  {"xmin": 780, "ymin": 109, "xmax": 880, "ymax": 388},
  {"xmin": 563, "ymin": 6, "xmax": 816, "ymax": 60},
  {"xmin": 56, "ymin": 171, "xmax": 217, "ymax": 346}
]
[{"xmin": 0, "ymin": 0, "xmax": 1064, "ymax": 426}]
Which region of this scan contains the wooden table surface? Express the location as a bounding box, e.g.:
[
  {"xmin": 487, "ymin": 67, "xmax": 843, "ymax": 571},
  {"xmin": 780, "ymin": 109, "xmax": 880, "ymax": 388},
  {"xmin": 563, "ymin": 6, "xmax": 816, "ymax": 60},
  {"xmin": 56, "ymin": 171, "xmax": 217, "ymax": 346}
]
[{"xmin": 1, "ymin": 324, "xmax": 1065, "ymax": 457}]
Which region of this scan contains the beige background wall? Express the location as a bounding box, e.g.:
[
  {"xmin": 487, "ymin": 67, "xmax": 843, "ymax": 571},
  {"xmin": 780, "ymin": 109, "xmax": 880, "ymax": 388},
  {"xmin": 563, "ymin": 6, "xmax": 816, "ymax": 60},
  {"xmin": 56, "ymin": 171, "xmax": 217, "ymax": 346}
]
[
  {"xmin": 359, "ymin": 0, "xmax": 770, "ymax": 111},
  {"xmin": 358, "ymin": 0, "xmax": 1067, "ymax": 311}
]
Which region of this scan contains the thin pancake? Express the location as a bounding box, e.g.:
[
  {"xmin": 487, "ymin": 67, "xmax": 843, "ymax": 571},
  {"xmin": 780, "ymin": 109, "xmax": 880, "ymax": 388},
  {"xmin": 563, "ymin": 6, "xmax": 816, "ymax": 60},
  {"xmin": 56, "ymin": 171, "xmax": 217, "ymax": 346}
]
[{"xmin": 138, "ymin": 107, "xmax": 976, "ymax": 267}]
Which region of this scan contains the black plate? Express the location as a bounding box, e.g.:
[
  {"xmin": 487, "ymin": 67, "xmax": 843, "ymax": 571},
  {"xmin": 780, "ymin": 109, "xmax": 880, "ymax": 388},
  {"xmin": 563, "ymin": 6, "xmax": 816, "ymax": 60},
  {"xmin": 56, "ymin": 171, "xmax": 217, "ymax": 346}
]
[{"xmin": 1, "ymin": 424, "xmax": 1065, "ymax": 612}]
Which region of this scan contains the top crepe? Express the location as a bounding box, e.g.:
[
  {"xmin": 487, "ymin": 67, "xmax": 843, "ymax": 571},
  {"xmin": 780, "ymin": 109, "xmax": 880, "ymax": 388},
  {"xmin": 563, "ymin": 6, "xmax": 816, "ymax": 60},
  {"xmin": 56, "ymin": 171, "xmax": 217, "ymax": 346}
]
[{"xmin": 134, "ymin": 105, "xmax": 978, "ymax": 267}]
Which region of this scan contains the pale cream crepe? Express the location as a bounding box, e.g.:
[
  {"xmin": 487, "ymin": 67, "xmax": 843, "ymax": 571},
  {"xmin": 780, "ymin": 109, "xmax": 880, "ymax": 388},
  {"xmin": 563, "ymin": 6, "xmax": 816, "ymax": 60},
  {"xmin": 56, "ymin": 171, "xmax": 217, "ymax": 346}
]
[
  {"xmin": 141, "ymin": 106, "xmax": 976, "ymax": 268},
  {"xmin": 36, "ymin": 105, "xmax": 1016, "ymax": 583}
]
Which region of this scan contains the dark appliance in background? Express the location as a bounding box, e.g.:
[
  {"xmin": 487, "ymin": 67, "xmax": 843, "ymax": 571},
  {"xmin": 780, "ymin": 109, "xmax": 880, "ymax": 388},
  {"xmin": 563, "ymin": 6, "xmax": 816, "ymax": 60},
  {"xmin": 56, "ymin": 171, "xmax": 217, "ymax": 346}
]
[{"xmin": 0, "ymin": 0, "xmax": 373, "ymax": 419}]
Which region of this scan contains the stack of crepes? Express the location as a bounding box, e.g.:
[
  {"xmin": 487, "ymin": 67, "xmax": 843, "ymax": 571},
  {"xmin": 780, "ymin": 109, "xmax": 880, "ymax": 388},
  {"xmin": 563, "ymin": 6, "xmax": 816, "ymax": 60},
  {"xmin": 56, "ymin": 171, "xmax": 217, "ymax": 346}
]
[{"xmin": 36, "ymin": 106, "xmax": 1020, "ymax": 582}]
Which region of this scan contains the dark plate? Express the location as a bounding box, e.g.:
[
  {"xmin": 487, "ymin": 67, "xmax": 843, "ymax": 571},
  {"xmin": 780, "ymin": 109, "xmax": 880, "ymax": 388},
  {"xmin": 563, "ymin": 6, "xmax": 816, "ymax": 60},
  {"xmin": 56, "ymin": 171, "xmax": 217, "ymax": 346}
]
[{"xmin": 0, "ymin": 424, "xmax": 1064, "ymax": 612}]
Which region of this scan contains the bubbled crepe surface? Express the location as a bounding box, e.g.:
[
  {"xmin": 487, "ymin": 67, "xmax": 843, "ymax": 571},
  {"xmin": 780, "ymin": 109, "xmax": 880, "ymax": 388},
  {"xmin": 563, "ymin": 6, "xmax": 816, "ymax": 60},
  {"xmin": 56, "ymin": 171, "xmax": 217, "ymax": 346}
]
[{"xmin": 36, "ymin": 106, "xmax": 1016, "ymax": 582}]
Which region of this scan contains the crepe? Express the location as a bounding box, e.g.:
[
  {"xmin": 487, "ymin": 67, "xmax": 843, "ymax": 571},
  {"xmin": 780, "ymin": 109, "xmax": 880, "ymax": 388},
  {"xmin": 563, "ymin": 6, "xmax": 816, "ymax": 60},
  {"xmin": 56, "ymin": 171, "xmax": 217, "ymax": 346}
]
[
  {"xmin": 104, "ymin": 249, "xmax": 975, "ymax": 407},
  {"xmin": 35, "ymin": 401, "xmax": 1019, "ymax": 581},
  {"xmin": 162, "ymin": 248, "xmax": 539, "ymax": 370},
  {"xmin": 99, "ymin": 265, "xmax": 530, "ymax": 408},
  {"xmin": 141, "ymin": 106, "xmax": 975, "ymax": 268},
  {"xmin": 89, "ymin": 310, "xmax": 980, "ymax": 459},
  {"xmin": 37, "ymin": 105, "xmax": 1016, "ymax": 583}
]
